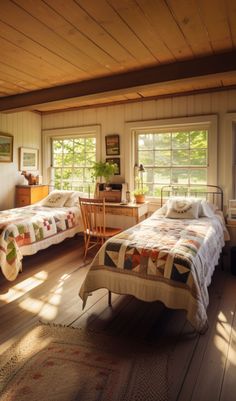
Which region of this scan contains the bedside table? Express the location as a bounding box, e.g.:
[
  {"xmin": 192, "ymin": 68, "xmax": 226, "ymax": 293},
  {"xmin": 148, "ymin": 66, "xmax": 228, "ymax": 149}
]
[{"xmin": 15, "ymin": 185, "xmax": 49, "ymax": 207}]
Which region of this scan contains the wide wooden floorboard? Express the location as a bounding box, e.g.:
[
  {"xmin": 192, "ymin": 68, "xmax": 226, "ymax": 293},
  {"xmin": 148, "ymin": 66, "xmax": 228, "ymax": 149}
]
[
  {"xmin": 1, "ymin": 237, "xmax": 236, "ymax": 401},
  {"xmin": 176, "ymin": 267, "xmax": 227, "ymax": 401},
  {"xmin": 189, "ymin": 274, "xmax": 236, "ymax": 401}
]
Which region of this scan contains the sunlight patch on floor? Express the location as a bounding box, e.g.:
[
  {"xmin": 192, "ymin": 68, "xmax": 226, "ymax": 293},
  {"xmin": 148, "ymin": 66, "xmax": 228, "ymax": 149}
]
[
  {"xmin": 214, "ymin": 311, "xmax": 236, "ymax": 366},
  {"xmin": 17, "ymin": 273, "xmax": 72, "ymax": 320},
  {"xmin": 0, "ymin": 271, "xmax": 48, "ymax": 303}
]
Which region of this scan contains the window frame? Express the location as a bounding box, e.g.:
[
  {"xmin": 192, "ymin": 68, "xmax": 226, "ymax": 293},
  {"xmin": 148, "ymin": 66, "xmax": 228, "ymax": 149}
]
[
  {"xmin": 42, "ymin": 125, "xmax": 101, "ymax": 190},
  {"xmin": 125, "ymin": 115, "xmax": 217, "ymax": 203}
]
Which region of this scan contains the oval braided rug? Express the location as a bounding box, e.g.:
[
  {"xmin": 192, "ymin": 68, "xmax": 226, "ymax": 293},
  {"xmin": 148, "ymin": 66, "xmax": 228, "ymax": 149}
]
[{"xmin": 0, "ymin": 324, "xmax": 169, "ymax": 401}]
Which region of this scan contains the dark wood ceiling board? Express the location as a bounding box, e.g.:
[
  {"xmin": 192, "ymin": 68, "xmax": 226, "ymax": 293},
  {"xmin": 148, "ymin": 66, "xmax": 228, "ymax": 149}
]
[
  {"xmin": 43, "ymin": 0, "xmax": 136, "ymax": 67},
  {"xmin": 107, "ymin": 0, "xmax": 174, "ymax": 63},
  {"xmin": 226, "ymin": 0, "xmax": 236, "ymax": 47},
  {"xmin": 197, "ymin": 0, "xmax": 233, "ymax": 51},
  {"xmin": 76, "ymin": 0, "xmax": 157, "ymax": 65},
  {"xmin": 13, "ymin": 0, "xmax": 113, "ymax": 77},
  {"xmin": 136, "ymin": 0, "xmax": 193, "ymax": 60},
  {"xmin": 0, "ymin": 19, "xmax": 90, "ymax": 83},
  {"xmin": 44, "ymin": 0, "xmax": 140, "ymax": 71},
  {"xmin": 1, "ymin": 50, "xmax": 236, "ymax": 112},
  {"xmin": 2, "ymin": 1, "xmax": 93, "ymax": 75},
  {"xmin": 166, "ymin": 0, "xmax": 213, "ymax": 55}
]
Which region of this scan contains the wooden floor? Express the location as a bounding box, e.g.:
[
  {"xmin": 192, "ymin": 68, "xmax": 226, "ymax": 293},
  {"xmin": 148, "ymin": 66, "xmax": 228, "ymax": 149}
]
[{"xmin": 0, "ymin": 236, "xmax": 236, "ymax": 401}]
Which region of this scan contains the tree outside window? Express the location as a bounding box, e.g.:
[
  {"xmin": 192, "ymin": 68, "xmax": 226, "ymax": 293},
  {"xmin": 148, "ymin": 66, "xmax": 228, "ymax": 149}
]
[
  {"xmin": 52, "ymin": 136, "xmax": 96, "ymax": 194},
  {"xmin": 136, "ymin": 130, "xmax": 208, "ymax": 196}
]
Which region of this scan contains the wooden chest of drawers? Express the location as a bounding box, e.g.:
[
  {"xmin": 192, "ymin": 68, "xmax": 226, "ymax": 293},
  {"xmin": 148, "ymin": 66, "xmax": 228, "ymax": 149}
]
[{"xmin": 15, "ymin": 185, "xmax": 49, "ymax": 207}]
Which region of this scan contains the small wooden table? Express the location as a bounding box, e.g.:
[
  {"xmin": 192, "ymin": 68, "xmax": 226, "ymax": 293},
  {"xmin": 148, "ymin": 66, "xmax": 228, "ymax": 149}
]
[{"xmin": 105, "ymin": 202, "xmax": 149, "ymax": 224}]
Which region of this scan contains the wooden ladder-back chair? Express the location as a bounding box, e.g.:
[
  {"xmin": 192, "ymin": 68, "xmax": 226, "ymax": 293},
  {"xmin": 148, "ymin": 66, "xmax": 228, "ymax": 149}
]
[{"xmin": 79, "ymin": 197, "xmax": 123, "ymax": 259}]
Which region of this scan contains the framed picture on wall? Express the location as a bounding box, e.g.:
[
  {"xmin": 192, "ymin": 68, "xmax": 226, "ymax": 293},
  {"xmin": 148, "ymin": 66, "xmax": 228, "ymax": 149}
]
[
  {"xmin": 20, "ymin": 147, "xmax": 38, "ymax": 171},
  {"xmin": 106, "ymin": 157, "xmax": 121, "ymax": 175},
  {"xmin": 0, "ymin": 133, "xmax": 13, "ymax": 162},
  {"xmin": 105, "ymin": 134, "xmax": 120, "ymax": 156}
]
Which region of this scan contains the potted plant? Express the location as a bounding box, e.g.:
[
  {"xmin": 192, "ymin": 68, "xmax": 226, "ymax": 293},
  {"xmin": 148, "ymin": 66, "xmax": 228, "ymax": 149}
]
[
  {"xmin": 133, "ymin": 177, "xmax": 148, "ymax": 203},
  {"xmin": 91, "ymin": 161, "xmax": 118, "ymax": 188}
]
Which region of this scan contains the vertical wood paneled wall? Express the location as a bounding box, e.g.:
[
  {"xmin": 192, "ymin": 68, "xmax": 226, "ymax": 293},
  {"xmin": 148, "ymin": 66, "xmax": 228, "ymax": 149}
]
[
  {"xmin": 1, "ymin": 89, "xmax": 236, "ymax": 210},
  {"xmin": 42, "ymin": 89, "xmax": 236, "ymax": 207},
  {"xmin": 0, "ymin": 111, "xmax": 41, "ymax": 209}
]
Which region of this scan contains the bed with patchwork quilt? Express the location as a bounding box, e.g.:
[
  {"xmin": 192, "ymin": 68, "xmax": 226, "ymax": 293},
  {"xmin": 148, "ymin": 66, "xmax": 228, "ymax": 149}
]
[
  {"xmin": 0, "ymin": 199, "xmax": 83, "ymax": 281},
  {"xmin": 79, "ymin": 194, "xmax": 227, "ymax": 333}
]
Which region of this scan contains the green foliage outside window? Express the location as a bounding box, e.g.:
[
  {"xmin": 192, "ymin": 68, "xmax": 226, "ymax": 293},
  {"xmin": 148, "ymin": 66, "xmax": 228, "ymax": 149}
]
[
  {"xmin": 136, "ymin": 130, "xmax": 208, "ymax": 197},
  {"xmin": 52, "ymin": 137, "xmax": 96, "ymax": 193}
]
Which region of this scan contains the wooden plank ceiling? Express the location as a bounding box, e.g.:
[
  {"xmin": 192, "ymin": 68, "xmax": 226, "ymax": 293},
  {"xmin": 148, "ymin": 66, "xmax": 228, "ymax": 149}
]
[{"xmin": 0, "ymin": 0, "xmax": 235, "ymax": 113}]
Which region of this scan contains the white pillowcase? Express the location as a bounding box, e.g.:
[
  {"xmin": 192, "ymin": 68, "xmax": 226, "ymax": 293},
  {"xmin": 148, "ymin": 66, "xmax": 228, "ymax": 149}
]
[
  {"xmin": 199, "ymin": 200, "xmax": 216, "ymax": 218},
  {"xmin": 165, "ymin": 198, "xmax": 200, "ymax": 219},
  {"xmin": 64, "ymin": 191, "xmax": 88, "ymax": 207},
  {"xmin": 41, "ymin": 190, "xmax": 72, "ymax": 208},
  {"xmin": 153, "ymin": 204, "xmax": 168, "ymax": 216}
]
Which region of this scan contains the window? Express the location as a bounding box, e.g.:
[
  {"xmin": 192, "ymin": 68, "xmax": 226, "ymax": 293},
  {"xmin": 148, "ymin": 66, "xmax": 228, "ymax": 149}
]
[
  {"xmin": 135, "ymin": 129, "xmax": 208, "ymax": 196},
  {"xmin": 51, "ymin": 135, "xmax": 96, "ymax": 193}
]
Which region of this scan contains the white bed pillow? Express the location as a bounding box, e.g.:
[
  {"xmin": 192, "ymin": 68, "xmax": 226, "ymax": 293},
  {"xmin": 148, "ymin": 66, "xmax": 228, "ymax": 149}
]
[
  {"xmin": 64, "ymin": 191, "xmax": 88, "ymax": 207},
  {"xmin": 199, "ymin": 200, "xmax": 216, "ymax": 218},
  {"xmin": 41, "ymin": 190, "xmax": 72, "ymax": 207},
  {"xmin": 153, "ymin": 204, "xmax": 168, "ymax": 216},
  {"xmin": 165, "ymin": 198, "xmax": 200, "ymax": 219}
]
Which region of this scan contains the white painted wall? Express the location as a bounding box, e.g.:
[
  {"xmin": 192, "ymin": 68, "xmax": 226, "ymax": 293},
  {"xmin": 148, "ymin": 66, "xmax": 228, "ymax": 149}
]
[
  {"xmin": 0, "ymin": 111, "xmax": 41, "ymax": 209},
  {"xmin": 42, "ymin": 89, "xmax": 236, "ymax": 209}
]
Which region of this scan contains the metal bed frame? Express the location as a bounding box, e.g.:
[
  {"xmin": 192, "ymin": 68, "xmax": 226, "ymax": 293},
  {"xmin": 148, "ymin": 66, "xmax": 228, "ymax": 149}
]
[{"xmin": 160, "ymin": 184, "xmax": 223, "ymax": 211}]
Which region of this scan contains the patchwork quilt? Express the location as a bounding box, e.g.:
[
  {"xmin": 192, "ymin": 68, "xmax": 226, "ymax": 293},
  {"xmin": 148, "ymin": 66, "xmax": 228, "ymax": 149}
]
[
  {"xmin": 0, "ymin": 205, "xmax": 81, "ymax": 281},
  {"xmin": 79, "ymin": 212, "xmax": 225, "ymax": 332}
]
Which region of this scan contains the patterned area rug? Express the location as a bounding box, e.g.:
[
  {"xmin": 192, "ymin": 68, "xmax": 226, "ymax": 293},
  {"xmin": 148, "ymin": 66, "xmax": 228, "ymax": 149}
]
[{"xmin": 0, "ymin": 324, "xmax": 169, "ymax": 401}]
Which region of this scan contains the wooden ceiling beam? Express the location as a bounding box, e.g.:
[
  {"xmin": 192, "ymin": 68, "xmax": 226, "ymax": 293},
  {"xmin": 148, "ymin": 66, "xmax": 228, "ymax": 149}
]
[{"xmin": 0, "ymin": 51, "xmax": 236, "ymax": 112}]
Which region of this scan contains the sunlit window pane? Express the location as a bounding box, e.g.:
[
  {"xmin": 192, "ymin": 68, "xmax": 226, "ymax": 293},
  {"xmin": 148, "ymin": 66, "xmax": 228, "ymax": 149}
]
[
  {"xmin": 172, "ymin": 169, "xmax": 189, "ymax": 184},
  {"xmin": 138, "ymin": 150, "xmax": 154, "ymax": 165},
  {"xmin": 190, "ymin": 131, "xmax": 207, "ymax": 148},
  {"xmin": 52, "ymin": 136, "xmax": 96, "ymax": 191},
  {"xmin": 153, "ymin": 168, "xmax": 171, "ymax": 184},
  {"xmin": 172, "ymin": 132, "xmax": 189, "ymax": 149},
  {"xmin": 138, "ymin": 134, "xmax": 153, "ymax": 150},
  {"xmin": 172, "ymin": 149, "xmax": 189, "ymax": 165},
  {"xmin": 136, "ymin": 129, "xmax": 208, "ymax": 196},
  {"xmin": 190, "ymin": 169, "xmax": 207, "ymax": 184},
  {"xmin": 63, "ymin": 154, "xmax": 73, "ymax": 167},
  {"xmin": 63, "ymin": 140, "xmax": 73, "ymax": 153},
  {"xmin": 154, "ymin": 133, "xmax": 171, "ymax": 149},
  {"xmin": 53, "ymin": 154, "xmax": 63, "ymax": 167},
  {"xmin": 53, "ymin": 140, "xmax": 63, "ymax": 153},
  {"xmin": 155, "ymin": 150, "xmax": 171, "ymax": 166},
  {"xmin": 190, "ymin": 149, "xmax": 207, "ymax": 166}
]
